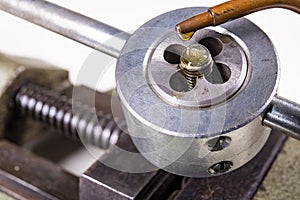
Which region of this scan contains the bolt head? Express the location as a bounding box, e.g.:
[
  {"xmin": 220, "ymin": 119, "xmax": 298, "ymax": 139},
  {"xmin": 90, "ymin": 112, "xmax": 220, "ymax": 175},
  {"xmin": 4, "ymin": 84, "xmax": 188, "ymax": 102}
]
[{"xmin": 180, "ymin": 44, "xmax": 213, "ymax": 76}]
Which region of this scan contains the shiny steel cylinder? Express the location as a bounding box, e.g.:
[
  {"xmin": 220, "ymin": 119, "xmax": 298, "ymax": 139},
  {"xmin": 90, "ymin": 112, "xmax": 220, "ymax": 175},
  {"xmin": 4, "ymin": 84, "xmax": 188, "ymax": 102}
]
[
  {"xmin": 264, "ymin": 96, "xmax": 300, "ymax": 140},
  {"xmin": 0, "ymin": 0, "xmax": 130, "ymax": 58},
  {"xmin": 116, "ymin": 7, "xmax": 279, "ymax": 177}
]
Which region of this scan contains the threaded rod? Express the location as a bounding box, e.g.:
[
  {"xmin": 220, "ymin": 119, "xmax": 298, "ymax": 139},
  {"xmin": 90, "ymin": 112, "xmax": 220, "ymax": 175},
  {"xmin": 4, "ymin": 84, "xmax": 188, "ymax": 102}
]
[{"xmin": 13, "ymin": 82, "xmax": 124, "ymax": 149}]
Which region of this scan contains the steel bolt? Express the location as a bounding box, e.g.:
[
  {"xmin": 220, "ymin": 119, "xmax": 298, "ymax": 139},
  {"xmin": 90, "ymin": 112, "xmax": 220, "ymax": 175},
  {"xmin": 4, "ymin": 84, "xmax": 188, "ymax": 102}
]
[{"xmin": 178, "ymin": 44, "xmax": 213, "ymax": 89}]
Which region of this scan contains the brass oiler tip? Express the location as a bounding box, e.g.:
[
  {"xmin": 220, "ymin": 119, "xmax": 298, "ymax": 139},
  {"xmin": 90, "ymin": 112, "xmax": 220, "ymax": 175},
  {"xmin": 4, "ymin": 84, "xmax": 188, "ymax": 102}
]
[
  {"xmin": 176, "ymin": 0, "xmax": 300, "ymax": 40},
  {"xmin": 176, "ymin": 10, "xmax": 214, "ymax": 40}
]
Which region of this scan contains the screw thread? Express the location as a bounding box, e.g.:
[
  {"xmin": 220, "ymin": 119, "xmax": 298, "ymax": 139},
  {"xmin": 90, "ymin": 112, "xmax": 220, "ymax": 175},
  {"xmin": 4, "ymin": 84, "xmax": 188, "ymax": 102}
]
[
  {"xmin": 178, "ymin": 44, "xmax": 213, "ymax": 90},
  {"xmin": 178, "ymin": 67, "xmax": 199, "ymax": 90},
  {"xmin": 13, "ymin": 82, "xmax": 123, "ymax": 149}
]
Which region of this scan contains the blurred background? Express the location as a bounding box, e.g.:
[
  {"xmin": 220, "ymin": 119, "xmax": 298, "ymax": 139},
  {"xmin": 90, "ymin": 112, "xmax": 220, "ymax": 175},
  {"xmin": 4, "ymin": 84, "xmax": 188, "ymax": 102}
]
[{"xmin": 0, "ymin": 0, "xmax": 299, "ymax": 103}]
